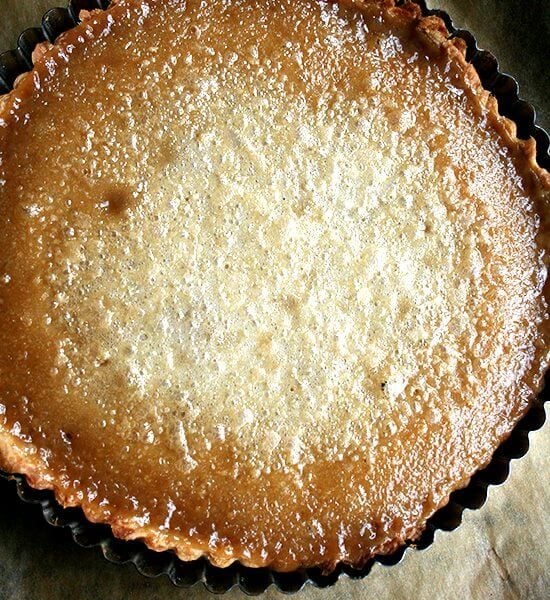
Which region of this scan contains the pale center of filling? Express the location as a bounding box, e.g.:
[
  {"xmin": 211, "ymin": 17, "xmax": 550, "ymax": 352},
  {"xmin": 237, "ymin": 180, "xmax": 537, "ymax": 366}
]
[{"xmin": 52, "ymin": 76, "xmax": 484, "ymax": 471}]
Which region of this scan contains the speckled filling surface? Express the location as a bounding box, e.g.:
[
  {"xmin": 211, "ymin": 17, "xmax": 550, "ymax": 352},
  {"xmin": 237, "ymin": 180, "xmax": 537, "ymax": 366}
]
[{"xmin": 0, "ymin": 0, "xmax": 548, "ymax": 571}]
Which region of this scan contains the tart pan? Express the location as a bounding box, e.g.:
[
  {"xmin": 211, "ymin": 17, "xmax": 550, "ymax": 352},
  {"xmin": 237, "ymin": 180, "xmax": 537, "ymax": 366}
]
[{"xmin": 0, "ymin": 0, "xmax": 548, "ymax": 594}]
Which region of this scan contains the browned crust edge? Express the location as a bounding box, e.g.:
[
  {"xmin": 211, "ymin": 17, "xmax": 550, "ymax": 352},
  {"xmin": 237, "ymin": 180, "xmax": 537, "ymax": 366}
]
[{"xmin": 0, "ymin": 0, "xmax": 548, "ymax": 573}]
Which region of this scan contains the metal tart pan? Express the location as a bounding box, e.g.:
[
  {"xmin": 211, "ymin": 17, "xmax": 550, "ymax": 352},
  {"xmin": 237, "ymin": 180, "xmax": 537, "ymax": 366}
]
[{"xmin": 0, "ymin": 0, "xmax": 548, "ymax": 594}]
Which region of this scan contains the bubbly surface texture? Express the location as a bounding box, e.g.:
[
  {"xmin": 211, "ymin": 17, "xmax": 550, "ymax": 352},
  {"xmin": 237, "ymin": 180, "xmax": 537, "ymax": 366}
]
[{"xmin": 0, "ymin": 0, "xmax": 548, "ymax": 570}]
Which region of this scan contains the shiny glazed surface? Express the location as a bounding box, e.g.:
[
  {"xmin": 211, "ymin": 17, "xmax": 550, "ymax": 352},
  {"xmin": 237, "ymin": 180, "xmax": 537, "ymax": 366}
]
[{"xmin": 0, "ymin": 0, "xmax": 548, "ymax": 571}]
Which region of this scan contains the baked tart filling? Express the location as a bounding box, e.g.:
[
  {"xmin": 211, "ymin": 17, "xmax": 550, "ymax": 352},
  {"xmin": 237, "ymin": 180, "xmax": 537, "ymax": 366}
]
[{"xmin": 0, "ymin": 0, "xmax": 548, "ymax": 571}]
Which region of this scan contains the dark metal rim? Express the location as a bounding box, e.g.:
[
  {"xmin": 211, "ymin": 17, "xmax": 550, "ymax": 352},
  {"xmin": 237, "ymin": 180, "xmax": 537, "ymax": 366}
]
[{"xmin": 0, "ymin": 0, "xmax": 548, "ymax": 594}]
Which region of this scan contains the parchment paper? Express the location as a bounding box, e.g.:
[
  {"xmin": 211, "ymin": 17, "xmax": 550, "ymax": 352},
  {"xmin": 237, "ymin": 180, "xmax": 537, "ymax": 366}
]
[{"xmin": 0, "ymin": 1, "xmax": 548, "ymax": 598}]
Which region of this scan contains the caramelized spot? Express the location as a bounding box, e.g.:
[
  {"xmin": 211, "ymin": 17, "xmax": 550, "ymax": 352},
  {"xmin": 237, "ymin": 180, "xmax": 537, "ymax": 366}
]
[
  {"xmin": 101, "ymin": 188, "xmax": 134, "ymax": 217},
  {"xmin": 60, "ymin": 430, "xmax": 73, "ymax": 444}
]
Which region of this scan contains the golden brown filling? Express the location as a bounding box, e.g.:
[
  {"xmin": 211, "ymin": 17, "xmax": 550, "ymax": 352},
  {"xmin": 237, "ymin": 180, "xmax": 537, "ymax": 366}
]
[{"xmin": 0, "ymin": 0, "xmax": 547, "ymax": 570}]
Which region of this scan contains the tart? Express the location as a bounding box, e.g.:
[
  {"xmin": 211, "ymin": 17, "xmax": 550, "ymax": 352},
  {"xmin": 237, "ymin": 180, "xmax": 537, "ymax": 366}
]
[{"xmin": 0, "ymin": 0, "xmax": 548, "ymax": 573}]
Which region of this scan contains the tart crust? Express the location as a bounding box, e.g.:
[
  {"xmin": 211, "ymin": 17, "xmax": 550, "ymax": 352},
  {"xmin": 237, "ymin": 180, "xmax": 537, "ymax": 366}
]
[{"xmin": 0, "ymin": 0, "xmax": 548, "ymax": 572}]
